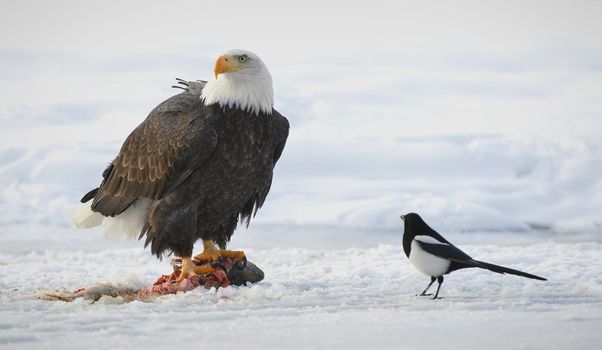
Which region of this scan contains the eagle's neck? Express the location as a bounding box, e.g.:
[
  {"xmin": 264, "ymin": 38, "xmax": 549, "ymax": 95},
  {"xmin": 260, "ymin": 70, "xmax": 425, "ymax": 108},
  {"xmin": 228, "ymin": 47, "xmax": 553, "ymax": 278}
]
[{"xmin": 201, "ymin": 73, "xmax": 273, "ymax": 116}]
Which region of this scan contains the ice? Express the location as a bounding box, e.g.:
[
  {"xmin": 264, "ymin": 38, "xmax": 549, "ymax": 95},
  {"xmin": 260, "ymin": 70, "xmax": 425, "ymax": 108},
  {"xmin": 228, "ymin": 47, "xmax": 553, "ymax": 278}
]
[{"xmin": 1, "ymin": 240, "xmax": 601, "ymax": 349}]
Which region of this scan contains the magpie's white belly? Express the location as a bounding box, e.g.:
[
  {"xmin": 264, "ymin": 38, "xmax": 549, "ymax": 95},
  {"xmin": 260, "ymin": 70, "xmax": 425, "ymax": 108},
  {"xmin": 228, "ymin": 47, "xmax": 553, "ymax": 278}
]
[{"xmin": 409, "ymin": 240, "xmax": 451, "ymax": 277}]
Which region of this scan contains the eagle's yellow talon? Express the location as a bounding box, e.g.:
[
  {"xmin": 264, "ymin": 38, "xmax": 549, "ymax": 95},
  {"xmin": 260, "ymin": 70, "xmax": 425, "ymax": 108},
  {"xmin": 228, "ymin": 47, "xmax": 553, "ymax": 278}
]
[
  {"xmin": 192, "ymin": 264, "xmax": 215, "ymax": 275},
  {"xmin": 192, "ymin": 240, "xmax": 246, "ymax": 264},
  {"xmin": 193, "ymin": 251, "xmax": 221, "ymax": 263},
  {"xmin": 176, "ymin": 257, "xmax": 199, "ymax": 282},
  {"xmin": 221, "ymin": 250, "xmax": 246, "ymax": 260}
]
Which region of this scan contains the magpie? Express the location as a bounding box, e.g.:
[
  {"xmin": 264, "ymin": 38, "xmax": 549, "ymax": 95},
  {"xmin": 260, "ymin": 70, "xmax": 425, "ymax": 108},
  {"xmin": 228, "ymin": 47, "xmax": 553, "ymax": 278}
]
[{"xmin": 401, "ymin": 212, "xmax": 546, "ymax": 299}]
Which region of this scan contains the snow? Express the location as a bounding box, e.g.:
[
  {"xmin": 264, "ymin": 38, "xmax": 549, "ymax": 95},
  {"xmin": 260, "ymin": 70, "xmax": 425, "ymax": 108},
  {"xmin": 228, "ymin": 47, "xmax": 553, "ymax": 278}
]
[
  {"xmin": 2, "ymin": 1, "xmax": 602, "ymax": 349},
  {"xmin": 1, "ymin": 237, "xmax": 601, "ymax": 349}
]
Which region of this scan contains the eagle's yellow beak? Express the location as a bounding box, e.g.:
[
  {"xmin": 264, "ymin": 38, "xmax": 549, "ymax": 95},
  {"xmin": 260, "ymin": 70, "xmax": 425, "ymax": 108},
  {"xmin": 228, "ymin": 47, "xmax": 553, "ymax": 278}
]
[{"xmin": 214, "ymin": 55, "xmax": 241, "ymax": 78}]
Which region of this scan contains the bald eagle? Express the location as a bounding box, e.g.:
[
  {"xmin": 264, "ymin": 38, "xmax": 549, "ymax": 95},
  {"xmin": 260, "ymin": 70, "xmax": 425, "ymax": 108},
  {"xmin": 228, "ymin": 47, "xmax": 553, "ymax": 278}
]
[{"xmin": 71, "ymin": 49, "xmax": 289, "ymax": 280}]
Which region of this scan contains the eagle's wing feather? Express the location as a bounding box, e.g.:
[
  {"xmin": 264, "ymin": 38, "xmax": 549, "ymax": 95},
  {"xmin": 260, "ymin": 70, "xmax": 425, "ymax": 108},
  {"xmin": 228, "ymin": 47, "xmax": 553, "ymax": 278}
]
[
  {"xmin": 91, "ymin": 91, "xmax": 217, "ymax": 216},
  {"xmin": 273, "ymin": 113, "xmax": 290, "ymax": 164},
  {"xmin": 163, "ymin": 117, "xmax": 217, "ymax": 194}
]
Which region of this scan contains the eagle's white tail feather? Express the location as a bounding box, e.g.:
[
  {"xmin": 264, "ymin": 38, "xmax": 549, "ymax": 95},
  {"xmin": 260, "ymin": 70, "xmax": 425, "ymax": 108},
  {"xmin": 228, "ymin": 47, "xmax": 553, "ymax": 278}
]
[
  {"xmin": 70, "ymin": 200, "xmax": 104, "ymax": 229},
  {"xmin": 101, "ymin": 198, "xmax": 153, "ymax": 240}
]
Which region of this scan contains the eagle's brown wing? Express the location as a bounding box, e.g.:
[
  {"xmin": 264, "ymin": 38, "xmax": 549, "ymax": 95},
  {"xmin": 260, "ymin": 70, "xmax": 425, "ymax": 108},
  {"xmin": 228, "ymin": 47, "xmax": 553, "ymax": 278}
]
[{"xmin": 90, "ymin": 91, "xmax": 217, "ymax": 217}]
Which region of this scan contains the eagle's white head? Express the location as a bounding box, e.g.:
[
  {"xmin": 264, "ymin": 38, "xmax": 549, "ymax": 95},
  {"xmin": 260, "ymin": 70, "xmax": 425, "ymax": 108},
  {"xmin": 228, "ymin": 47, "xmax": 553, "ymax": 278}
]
[{"xmin": 201, "ymin": 49, "xmax": 273, "ymax": 115}]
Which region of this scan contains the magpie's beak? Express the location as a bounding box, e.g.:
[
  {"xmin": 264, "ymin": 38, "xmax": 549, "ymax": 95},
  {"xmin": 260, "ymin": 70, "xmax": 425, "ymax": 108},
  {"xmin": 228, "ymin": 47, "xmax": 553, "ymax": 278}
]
[{"xmin": 400, "ymin": 215, "xmax": 405, "ymax": 221}]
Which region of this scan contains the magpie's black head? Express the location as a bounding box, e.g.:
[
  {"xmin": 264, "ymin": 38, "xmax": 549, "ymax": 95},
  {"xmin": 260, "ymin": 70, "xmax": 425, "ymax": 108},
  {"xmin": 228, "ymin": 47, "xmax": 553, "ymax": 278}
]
[
  {"xmin": 400, "ymin": 212, "xmax": 425, "ymax": 225},
  {"xmin": 400, "ymin": 212, "xmax": 428, "ymax": 257},
  {"xmin": 400, "ymin": 212, "xmax": 422, "ymax": 222},
  {"xmin": 400, "ymin": 212, "xmax": 447, "ymax": 248},
  {"xmin": 400, "ymin": 212, "xmax": 432, "ymax": 236}
]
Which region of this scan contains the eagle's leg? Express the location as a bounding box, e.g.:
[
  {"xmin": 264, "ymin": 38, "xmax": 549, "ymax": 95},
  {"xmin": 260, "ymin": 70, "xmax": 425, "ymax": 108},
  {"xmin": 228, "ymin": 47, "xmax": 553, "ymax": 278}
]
[
  {"xmin": 176, "ymin": 256, "xmax": 214, "ymax": 282},
  {"xmin": 193, "ymin": 240, "xmax": 246, "ymax": 265}
]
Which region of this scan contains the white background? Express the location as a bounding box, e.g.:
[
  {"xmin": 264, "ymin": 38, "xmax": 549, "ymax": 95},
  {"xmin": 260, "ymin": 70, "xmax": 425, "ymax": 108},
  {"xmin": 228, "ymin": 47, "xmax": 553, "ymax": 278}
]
[{"xmin": 1, "ymin": 1, "xmax": 601, "ymax": 349}]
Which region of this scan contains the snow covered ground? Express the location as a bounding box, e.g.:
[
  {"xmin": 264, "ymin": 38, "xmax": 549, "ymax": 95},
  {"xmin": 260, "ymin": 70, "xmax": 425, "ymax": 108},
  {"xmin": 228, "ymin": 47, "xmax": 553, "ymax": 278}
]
[
  {"xmin": 2, "ymin": 1, "xmax": 602, "ymax": 349},
  {"xmin": 1, "ymin": 230, "xmax": 601, "ymax": 350}
]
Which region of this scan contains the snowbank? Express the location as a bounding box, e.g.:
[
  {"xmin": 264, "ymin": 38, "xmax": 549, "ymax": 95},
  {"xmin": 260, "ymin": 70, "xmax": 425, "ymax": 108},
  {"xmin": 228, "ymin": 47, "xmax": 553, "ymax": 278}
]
[{"xmin": 1, "ymin": 135, "xmax": 600, "ymax": 238}]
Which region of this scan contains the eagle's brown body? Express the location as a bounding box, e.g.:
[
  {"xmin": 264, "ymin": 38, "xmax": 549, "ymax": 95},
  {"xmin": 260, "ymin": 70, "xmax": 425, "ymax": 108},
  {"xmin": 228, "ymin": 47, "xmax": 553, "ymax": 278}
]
[{"xmin": 82, "ymin": 82, "xmax": 289, "ymax": 258}]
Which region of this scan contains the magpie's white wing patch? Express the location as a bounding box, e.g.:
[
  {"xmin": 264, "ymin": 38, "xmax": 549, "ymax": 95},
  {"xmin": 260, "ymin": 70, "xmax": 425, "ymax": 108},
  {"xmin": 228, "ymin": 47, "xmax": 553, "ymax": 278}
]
[
  {"xmin": 414, "ymin": 235, "xmax": 448, "ymax": 245},
  {"xmin": 409, "ymin": 236, "xmax": 451, "ymax": 277}
]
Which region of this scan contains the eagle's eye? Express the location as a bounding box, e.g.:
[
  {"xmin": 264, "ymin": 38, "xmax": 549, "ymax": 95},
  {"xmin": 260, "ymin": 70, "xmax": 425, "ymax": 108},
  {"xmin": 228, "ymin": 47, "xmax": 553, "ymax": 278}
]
[{"xmin": 239, "ymin": 55, "xmax": 248, "ymax": 63}]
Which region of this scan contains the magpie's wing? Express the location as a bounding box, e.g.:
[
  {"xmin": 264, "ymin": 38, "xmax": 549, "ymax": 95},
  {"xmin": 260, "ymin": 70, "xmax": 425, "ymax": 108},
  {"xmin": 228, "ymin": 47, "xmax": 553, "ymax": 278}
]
[
  {"xmin": 414, "ymin": 239, "xmax": 473, "ymax": 263},
  {"xmin": 417, "ymin": 239, "xmax": 547, "ymax": 280}
]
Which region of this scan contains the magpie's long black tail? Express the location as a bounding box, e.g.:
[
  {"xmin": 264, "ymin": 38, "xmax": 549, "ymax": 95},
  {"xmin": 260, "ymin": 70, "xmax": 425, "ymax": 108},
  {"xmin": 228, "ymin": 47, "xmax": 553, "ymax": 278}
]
[{"xmin": 473, "ymin": 260, "xmax": 547, "ymax": 281}]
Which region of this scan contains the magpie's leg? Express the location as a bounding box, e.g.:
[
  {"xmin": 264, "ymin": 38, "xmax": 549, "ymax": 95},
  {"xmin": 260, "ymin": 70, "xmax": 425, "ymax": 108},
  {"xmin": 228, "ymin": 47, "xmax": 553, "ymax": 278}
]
[
  {"xmin": 419, "ymin": 276, "xmax": 436, "ymax": 296},
  {"xmin": 432, "ymin": 276, "xmax": 444, "ymax": 299}
]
